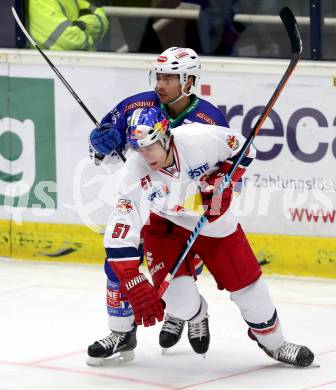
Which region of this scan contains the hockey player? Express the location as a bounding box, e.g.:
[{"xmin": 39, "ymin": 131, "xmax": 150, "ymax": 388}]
[
  {"xmin": 89, "ymin": 46, "xmax": 228, "ymax": 164},
  {"xmin": 88, "ymin": 107, "xmax": 314, "ymax": 368},
  {"xmin": 87, "ymin": 47, "xmax": 229, "ymax": 362}
]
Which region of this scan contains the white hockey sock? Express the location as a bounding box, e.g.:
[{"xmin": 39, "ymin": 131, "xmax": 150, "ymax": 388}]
[
  {"xmin": 163, "ymin": 275, "xmax": 205, "ymax": 321},
  {"xmin": 188, "ymin": 295, "xmax": 208, "ymax": 324},
  {"xmin": 106, "ymin": 277, "xmax": 135, "ymax": 332},
  {"xmin": 108, "ymin": 315, "xmax": 135, "ymax": 333},
  {"xmin": 231, "ymin": 278, "xmax": 285, "ymax": 352}
]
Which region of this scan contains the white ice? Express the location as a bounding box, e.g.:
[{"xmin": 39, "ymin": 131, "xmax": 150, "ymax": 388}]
[{"xmin": 0, "ymin": 257, "xmax": 335, "ymax": 390}]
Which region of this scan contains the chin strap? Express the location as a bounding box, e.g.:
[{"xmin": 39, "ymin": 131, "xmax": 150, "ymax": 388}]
[
  {"xmin": 156, "ymin": 83, "xmax": 192, "ymax": 105},
  {"xmin": 168, "ymin": 90, "xmax": 187, "ymax": 104}
]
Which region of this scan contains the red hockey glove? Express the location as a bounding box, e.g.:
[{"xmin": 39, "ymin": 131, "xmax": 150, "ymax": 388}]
[
  {"xmin": 120, "ymin": 270, "xmax": 164, "ymax": 327},
  {"xmin": 201, "ymin": 171, "xmax": 233, "ymax": 223}
]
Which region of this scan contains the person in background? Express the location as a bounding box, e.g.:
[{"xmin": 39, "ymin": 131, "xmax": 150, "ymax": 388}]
[
  {"xmin": 181, "ymin": 0, "xmax": 243, "ymax": 56},
  {"xmin": 97, "ymin": 0, "xmax": 162, "ymax": 53},
  {"xmin": 197, "ymin": 0, "xmax": 242, "ymax": 56},
  {"xmin": 28, "ymin": 0, "xmax": 109, "ymax": 51}
]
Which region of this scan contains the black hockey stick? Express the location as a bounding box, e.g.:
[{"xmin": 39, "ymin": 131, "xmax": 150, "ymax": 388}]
[
  {"xmin": 11, "ymin": 7, "xmax": 126, "ymax": 163},
  {"xmin": 157, "ymin": 7, "xmax": 302, "ymax": 298}
]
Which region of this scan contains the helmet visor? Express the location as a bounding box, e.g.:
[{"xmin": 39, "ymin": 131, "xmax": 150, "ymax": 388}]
[{"xmin": 149, "ymin": 71, "xmax": 182, "ymax": 89}]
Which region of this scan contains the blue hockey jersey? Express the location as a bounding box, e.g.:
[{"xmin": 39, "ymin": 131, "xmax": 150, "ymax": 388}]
[{"xmin": 100, "ymin": 90, "xmax": 228, "ymax": 151}]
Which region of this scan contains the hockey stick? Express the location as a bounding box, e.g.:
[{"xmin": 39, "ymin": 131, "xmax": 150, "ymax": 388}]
[
  {"xmin": 11, "ymin": 7, "xmax": 126, "ymax": 162},
  {"xmin": 157, "ymin": 6, "xmax": 302, "ymax": 298}
]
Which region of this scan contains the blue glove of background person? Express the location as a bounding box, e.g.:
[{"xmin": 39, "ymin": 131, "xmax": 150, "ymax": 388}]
[{"xmin": 90, "ymin": 123, "xmax": 122, "ymax": 155}]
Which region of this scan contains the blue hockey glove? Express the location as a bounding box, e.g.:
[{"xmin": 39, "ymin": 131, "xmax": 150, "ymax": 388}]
[{"xmin": 89, "ymin": 123, "xmax": 122, "ymax": 155}]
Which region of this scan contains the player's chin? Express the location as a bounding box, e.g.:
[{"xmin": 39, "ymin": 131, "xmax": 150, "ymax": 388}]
[{"xmin": 157, "ymin": 94, "xmax": 169, "ymax": 103}]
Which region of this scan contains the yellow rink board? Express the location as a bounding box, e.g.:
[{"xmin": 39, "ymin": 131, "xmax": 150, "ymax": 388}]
[
  {"xmin": 0, "ymin": 220, "xmax": 335, "ymax": 278},
  {"xmin": 0, "ymin": 220, "xmax": 105, "ymax": 264},
  {"xmin": 247, "ymin": 233, "xmax": 336, "ymax": 279}
]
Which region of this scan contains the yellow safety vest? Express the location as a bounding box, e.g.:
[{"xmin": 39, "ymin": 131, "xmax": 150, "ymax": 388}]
[{"xmin": 28, "ymin": 0, "xmax": 109, "ymax": 51}]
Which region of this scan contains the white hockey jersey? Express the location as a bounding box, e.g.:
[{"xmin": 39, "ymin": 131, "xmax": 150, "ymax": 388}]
[{"xmin": 104, "ymin": 123, "xmax": 256, "ymax": 263}]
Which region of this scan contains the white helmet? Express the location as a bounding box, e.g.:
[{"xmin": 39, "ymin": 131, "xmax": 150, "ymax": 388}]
[
  {"xmin": 127, "ymin": 107, "xmax": 171, "ymax": 151},
  {"xmin": 149, "ymin": 47, "xmax": 201, "ymax": 96}
]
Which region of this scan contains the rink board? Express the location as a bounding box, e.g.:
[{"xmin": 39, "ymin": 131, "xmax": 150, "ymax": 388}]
[
  {"xmin": 0, "ymin": 219, "xmax": 335, "ymax": 278},
  {"xmin": 0, "ymin": 50, "xmax": 335, "ymax": 278}
]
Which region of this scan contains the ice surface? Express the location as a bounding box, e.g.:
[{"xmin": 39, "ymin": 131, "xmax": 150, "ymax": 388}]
[{"xmin": 0, "ymin": 258, "xmax": 335, "ymax": 390}]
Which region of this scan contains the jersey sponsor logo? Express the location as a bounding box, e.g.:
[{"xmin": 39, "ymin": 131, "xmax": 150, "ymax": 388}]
[
  {"xmin": 124, "ymin": 101, "xmax": 155, "ymax": 112},
  {"xmin": 106, "ymin": 288, "xmax": 128, "ymax": 308},
  {"xmin": 196, "ymin": 112, "xmax": 216, "ymax": 125},
  {"xmin": 149, "ymin": 261, "xmax": 164, "ymax": 276},
  {"xmin": 187, "ymin": 162, "xmax": 210, "ymax": 179},
  {"xmin": 148, "ymin": 184, "xmax": 170, "ymax": 201},
  {"xmin": 140, "ymin": 175, "xmax": 152, "ymax": 190},
  {"xmin": 116, "ymin": 198, "xmax": 133, "ymax": 214},
  {"xmin": 226, "ymin": 135, "xmax": 239, "ymax": 150},
  {"xmin": 157, "ymin": 55, "xmax": 167, "ymax": 63}
]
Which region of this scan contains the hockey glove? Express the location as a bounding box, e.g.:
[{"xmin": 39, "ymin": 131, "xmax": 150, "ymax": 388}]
[
  {"xmin": 201, "ymin": 171, "xmax": 233, "ymax": 223},
  {"xmin": 89, "ymin": 123, "xmax": 122, "ymax": 155},
  {"xmin": 120, "ymin": 270, "xmax": 164, "ymax": 327}
]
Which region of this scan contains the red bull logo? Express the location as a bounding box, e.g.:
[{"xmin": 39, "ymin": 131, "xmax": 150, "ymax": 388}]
[
  {"xmin": 154, "ymin": 117, "xmax": 169, "ymax": 133},
  {"xmin": 117, "ymin": 198, "xmax": 133, "ymax": 214}
]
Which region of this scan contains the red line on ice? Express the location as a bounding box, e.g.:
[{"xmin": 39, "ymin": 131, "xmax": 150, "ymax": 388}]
[
  {"xmin": 301, "ymin": 380, "xmax": 336, "ymax": 389},
  {"xmin": 173, "ymin": 349, "xmax": 336, "ymax": 390},
  {"xmin": 0, "ymin": 360, "xmax": 172, "ymax": 389}
]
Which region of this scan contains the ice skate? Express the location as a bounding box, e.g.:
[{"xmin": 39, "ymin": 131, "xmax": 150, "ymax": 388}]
[
  {"xmin": 87, "ymin": 326, "xmax": 137, "ymax": 366},
  {"xmin": 248, "ymin": 328, "xmax": 314, "ymax": 367},
  {"xmin": 188, "ymin": 315, "xmax": 210, "ymax": 357},
  {"xmin": 159, "ymin": 314, "xmax": 185, "ymax": 354}
]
